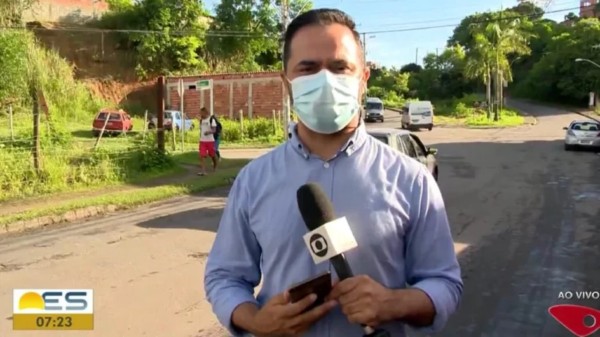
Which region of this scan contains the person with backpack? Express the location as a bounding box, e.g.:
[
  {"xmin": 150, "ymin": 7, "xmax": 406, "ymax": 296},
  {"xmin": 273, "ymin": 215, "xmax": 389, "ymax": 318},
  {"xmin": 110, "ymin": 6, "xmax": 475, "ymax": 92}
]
[
  {"xmin": 197, "ymin": 107, "xmax": 218, "ymax": 175},
  {"xmin": 210, "ymin": 112, "xmax": 223, "ymax": 160}
]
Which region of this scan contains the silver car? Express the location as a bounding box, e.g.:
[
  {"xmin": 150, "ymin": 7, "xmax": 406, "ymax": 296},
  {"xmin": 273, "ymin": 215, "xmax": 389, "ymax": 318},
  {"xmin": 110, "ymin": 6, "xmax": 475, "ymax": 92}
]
[
  {"xmin": 368, "ymin": 128, "xmax": 439, "ymax": 181},
  {"xmin": 563, "ymin": 120, "xmax": 600, "ymax": 151}
]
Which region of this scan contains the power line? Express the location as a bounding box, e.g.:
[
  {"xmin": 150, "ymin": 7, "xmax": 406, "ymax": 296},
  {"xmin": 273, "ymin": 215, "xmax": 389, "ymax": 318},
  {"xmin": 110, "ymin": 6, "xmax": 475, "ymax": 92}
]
[
  {"xmin": 360, "ymin": 5, "xmax": 581, "ymax": 35},
  {"xmin": 0, "ymin": 25, "xmax": 269, "ymax": 38},
  {"xmin": 0, "ymin": 5, "xmax": 582, "ymax": 39},
  {"xmin": 358, "ymin": 0, "xmax": 575, "ymax": 29}
]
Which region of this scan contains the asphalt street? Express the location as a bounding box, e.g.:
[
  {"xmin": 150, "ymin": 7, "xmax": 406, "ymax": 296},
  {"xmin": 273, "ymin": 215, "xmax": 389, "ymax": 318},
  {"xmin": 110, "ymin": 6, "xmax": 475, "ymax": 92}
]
[{"xmin": 0, "ymin": 100, "xmax": 598, "ymax": 337}]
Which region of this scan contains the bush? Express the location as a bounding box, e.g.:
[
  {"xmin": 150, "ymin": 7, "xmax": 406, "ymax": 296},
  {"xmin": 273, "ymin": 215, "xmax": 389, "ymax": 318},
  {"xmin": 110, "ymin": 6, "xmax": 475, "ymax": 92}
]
[
  {"xmin": 221, "ymin": 117, "xmax": 283, "ymax": 143},
  {"xmin": 0, "ymin": 137, "xmax": 176, "ymax": 201},
  {"xmin": 154, "ymin": 117, "xmax": 285, "ymax": 145}
]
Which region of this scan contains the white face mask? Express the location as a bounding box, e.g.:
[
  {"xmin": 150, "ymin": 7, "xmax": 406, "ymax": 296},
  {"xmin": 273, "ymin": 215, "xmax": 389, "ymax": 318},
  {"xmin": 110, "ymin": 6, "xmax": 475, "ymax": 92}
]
[{"xmin": 291, "ymin": 70, "xmax": 361, "ymax": 134}]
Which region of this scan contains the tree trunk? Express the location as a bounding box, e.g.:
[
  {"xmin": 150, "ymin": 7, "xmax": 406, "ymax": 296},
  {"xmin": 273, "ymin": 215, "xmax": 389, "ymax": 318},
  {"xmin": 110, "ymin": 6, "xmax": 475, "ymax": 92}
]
[
  {"xmin": 493, "ymin": 69, "xmax": 499, "ymax": 122},
  {"xmin": 499, "ymin": 71, "xmax": 504, "ymax": 116},
  {"xmin": 486, "ymin": 70, "xmax": 492, "ymax": 119}
]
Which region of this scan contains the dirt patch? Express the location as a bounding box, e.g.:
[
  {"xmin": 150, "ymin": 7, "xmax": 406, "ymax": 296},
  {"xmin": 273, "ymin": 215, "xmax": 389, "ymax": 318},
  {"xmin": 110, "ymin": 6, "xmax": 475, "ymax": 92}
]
[{"xmin": 85, "ymin": 79, "xmax": 157, "ymax": 114}]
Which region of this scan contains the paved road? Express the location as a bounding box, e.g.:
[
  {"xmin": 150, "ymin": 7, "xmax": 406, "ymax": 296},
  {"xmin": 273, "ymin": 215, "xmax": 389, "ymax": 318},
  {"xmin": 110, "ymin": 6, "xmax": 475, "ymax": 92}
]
[{"xmin": 1, "ymin": 101, "xmax": 598, "ymax": 337}]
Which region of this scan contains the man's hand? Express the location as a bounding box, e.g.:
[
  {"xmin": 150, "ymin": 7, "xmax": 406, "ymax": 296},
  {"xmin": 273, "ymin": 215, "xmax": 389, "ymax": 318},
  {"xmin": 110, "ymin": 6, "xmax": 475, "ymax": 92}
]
[
  {"xmin": 327, "ymin": 275, "xmax": 394, "ymax": 327},
  {"xmin": 251, "ymin": 291, "xmax": 336, "ymax": 337}
]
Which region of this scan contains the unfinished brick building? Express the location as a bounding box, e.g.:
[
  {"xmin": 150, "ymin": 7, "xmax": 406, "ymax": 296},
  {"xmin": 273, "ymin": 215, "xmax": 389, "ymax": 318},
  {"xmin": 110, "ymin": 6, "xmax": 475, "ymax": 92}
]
[
  {"xmin": 165, "ymin": 72, "xmax": 286, "ymax": 119},
  {"xmin": 580, "ymin": 0, "xmax": 599, "ymax": 18}
]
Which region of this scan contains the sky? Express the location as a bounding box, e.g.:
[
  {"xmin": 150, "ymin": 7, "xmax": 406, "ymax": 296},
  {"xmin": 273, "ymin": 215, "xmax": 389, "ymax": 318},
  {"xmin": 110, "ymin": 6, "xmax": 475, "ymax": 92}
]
[{"xmin": 203, "ymin": 0, "xmax": 582, "ymax": 68}]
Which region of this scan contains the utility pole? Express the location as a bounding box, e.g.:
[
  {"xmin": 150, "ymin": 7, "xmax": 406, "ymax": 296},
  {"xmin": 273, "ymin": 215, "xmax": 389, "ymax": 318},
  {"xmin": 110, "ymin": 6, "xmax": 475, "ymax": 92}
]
[
  {"xmin": 415, "ymin": 48, "xmax": 419, "ymax": 64},
  {"xmin": 362, "ymin": 33, "xmax": 367, "ymax": 65},
  {"xmin": 281, "ymin": 0, "xmax": 291, "ymax": 139},
  {"xmin": 494, "ymin": 6, "xmax": 502, "ymax": 122}
]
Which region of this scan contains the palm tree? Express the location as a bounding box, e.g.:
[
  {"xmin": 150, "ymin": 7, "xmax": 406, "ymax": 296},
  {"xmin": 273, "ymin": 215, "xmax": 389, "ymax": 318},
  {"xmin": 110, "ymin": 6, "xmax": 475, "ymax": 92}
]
[
  {"xmin": 464, "ymin": 12, "xmax": 532, "ymax": 120},
  {"xmin": 465, "ymin": 34, "xmax": 494, "ymax": 119}
]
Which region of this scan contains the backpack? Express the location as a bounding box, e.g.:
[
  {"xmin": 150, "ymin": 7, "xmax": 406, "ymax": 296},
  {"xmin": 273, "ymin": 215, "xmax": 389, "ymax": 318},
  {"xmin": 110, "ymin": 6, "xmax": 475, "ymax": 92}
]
[{"xmin": 210, "ymin": 115, "xmax": 223, "ymax": 138}]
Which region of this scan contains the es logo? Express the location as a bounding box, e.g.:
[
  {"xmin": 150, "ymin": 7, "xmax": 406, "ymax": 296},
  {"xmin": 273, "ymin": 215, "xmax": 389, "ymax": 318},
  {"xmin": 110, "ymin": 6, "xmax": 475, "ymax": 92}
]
[
  {"xmin": 309, "ymin": 234, "xmax": 328, "ymax": 257},
  {"xmin": 14, "ymin": 289, "xmax": 92, "ymax": 313}
]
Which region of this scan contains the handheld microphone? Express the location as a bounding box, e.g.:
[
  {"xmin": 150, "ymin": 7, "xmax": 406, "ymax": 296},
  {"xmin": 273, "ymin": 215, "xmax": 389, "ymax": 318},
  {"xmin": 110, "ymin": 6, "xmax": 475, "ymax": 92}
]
[{"xmin": 296, "ymin": 183, "xmax": 391, "ymax": 337}]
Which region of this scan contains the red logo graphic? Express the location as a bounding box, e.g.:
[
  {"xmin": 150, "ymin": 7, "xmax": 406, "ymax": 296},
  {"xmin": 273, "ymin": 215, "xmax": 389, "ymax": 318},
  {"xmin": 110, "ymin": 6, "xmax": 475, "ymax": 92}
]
[{"xmin": 548, "ymin": 304, "xmax": 600, "ymax": 337}]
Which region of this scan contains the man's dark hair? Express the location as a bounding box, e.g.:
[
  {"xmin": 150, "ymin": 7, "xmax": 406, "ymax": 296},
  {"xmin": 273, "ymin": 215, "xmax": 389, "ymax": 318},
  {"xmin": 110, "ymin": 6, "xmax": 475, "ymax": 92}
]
[
  {"xmin": 283, "ymin": 8, "xmax": 363, "ymax": 70},
  {"xmin": 200, "ymin": 107, "xmax": 207, "ymax": 112}
]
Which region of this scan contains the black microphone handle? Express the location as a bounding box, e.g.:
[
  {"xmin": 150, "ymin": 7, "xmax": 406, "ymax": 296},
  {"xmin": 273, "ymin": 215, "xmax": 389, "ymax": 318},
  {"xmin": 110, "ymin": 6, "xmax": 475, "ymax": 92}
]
[
  {"xmin": 330, "ymin": 253, "xmax": 354, "ymax": 280},
  {"xmin": 329, "ymin": 254, "xmax": 391, "ymax": 337}
]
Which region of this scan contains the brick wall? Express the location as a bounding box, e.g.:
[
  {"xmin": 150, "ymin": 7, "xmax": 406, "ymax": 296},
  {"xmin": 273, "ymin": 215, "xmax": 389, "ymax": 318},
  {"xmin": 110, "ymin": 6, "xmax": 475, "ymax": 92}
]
[
  {"xmin": 166, "ymin": 72, "xmax": 286, "ymax": 119},
  {"xmin": 580, "ymin": 0, "xmax": 599, "ymax": 18},
  {"xmin": 23, "ymin": 0, "xmax": 109, "ymax": 23}
]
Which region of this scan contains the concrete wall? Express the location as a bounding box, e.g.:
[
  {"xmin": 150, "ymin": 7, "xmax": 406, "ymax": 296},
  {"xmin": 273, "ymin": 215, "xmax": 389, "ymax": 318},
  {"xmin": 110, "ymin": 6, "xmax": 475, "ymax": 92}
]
[
  {"xmin": 23, "ymin": 0, "xmax": 109, "ymax": 23},
  {"xmin": 166, "ymin": 72, "xmax": 286, "ymax": 119}
]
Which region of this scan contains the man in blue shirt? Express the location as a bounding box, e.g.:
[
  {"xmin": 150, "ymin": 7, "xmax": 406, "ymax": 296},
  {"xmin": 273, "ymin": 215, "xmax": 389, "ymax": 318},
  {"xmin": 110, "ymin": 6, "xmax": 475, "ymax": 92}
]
[{"xmin": 204, "ymin": 8, "xmax": 463, "ymax": 337}]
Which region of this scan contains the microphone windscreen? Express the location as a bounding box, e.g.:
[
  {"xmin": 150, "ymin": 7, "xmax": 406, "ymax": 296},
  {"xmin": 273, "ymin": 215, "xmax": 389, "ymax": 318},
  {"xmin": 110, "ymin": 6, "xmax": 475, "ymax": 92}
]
[{"xmin": 296, "ymin": 183, "xmax": 336, "ymax": 231}]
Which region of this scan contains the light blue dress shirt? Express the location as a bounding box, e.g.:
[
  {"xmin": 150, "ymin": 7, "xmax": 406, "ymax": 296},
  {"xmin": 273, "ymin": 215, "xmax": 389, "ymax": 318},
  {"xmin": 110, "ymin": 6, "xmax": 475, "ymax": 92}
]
[{"xmin": 204, "ymin": 123, "xmax": 463, "ymax": 337}]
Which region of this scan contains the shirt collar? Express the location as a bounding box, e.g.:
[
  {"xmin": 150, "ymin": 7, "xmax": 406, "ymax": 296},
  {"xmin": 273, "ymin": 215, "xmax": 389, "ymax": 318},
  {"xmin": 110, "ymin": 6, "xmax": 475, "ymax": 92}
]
[{"xmin": 287, "ymin": 121, "xmax": 369, "ymax": 160}]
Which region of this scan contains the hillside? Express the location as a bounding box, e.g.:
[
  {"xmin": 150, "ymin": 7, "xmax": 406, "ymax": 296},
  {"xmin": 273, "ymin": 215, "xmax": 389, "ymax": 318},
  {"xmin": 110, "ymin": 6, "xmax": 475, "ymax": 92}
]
[{"xmin": 29, "ymin": 22, "xmax": 155, "ymax": 114}]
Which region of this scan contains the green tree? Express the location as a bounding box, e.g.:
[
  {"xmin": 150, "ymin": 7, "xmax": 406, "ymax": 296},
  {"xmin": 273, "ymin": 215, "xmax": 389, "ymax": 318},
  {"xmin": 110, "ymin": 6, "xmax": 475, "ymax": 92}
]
[
  {"xmin": 0, "ymin": 0, "xmax": 37, "ymax": 26},
  {"xmin": 463, "ymin": 11, "xmax": 533, "ymax": 119},
  {"xmin": 106, "ymin": 0, "xmax": 133, "ymax": 11},
  {"xmin": 206, "ymin": 0, "xmax": 312, "ymax": 72},
  {"xmin": 367, "ymin": 66, "xmax": 410, "ymax": 106},
  {"xmin": 0, "ymin": 31, "xmax": 31, "ymax": 107},
  {"xmin": 94, "ymin": 0, "xmax": 209, "ymax": 76},
  {"xmin": 518, "ymin": 19, "xmax": 600, "ymax": 105},
  {"xmin": 509, "ymin": 2, "xmax": 544, "ymax": 20},
  {"xmin": 408, "ymin": 45, "xmax": 472, "ymax": 100}
]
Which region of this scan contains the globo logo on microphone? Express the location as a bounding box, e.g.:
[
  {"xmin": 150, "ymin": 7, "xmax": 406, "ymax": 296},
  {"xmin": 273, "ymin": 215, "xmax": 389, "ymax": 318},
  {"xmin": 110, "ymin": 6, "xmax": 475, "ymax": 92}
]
[
  {"xmin": 303, "ymin": 217, "xmax": 358, "ymax": 264},
  {"xmin": 309, "ymin": 234, "xmax": 329, "ymax": 257}
]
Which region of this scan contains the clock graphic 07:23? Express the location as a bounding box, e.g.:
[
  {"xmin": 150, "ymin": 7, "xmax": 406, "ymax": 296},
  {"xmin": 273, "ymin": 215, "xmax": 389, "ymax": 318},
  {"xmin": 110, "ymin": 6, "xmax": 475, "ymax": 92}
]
[{"xmin": 12, "ymin": 289, "xmax": 94, "ymax": 330}]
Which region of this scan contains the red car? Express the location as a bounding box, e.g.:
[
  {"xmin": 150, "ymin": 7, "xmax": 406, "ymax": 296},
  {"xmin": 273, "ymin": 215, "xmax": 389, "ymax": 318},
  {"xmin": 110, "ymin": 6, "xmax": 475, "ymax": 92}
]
[{"xmin": 92, "ymin": 109, "xmax": 133, "ymax": 137}]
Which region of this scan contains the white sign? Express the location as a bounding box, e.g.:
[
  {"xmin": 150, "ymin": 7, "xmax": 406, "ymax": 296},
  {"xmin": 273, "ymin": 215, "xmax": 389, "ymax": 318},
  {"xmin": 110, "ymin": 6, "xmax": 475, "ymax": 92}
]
[
  {"xmin": 196, "ymin": 79, "xmax": 212, "ymax": 91},
  {"xmin": 302, "ymin": 217, "xmax": 358, "ymax": 265},
  {"xmin": 177, "ymin": 79, "xmax": 184, "ymax": 97}
]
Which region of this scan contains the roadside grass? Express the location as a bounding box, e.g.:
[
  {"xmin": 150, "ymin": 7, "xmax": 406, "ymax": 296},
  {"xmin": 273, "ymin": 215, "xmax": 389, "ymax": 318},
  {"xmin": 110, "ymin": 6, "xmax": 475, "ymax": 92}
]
[
  {"xmin": 0, "ymin": 114, "xmax": 281, "ymax": 202},
  {"xmin": 434, "ymin": 109, "xmax": 524, "ymax": 127},
  {"xmin": 433, "ymin": 96, "xmax": 525, "ymax": 127},
  {"xmin": 0, "ymin": 160, "xmax": 249, "ymax": 228},
  {"xmin": 387, "ymin": 95, "xmax": 525, "ymax": 127},
  {"xmin": 464, "ymin": 110, "xmax": 525, "ymax": 127}
]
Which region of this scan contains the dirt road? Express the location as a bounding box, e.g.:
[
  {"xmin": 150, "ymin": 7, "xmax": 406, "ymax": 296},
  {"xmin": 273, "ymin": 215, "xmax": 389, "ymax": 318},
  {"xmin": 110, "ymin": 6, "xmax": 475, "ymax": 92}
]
[{"xmin": 1, "ymin": 101, "xmax": 598, "ymax": 337}]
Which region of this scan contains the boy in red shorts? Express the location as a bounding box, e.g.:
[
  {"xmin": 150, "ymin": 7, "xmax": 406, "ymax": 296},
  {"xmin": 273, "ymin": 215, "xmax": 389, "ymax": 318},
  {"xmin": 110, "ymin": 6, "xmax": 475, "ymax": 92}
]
[{"xmin": 198, "ymin": 107, "xmax": 218, "ymax": 176}]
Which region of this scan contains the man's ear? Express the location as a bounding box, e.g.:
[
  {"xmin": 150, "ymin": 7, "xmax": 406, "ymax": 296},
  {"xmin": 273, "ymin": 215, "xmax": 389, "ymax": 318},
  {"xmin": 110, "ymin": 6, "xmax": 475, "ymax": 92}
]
[
  {"xmin": 359, "ymin": 66, "xmax": 370, "ymax": 98},
  {"xmin": 362, "ymin": 66, "xmax": 370, "ymax": 86},
  {"xmin": 280, "ymin": 71, "xmax": 293, "ymax": 103}
]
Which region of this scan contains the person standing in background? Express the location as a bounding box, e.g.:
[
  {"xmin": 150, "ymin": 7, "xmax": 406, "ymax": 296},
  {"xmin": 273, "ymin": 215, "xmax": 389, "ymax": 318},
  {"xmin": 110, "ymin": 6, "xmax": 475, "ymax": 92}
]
[
  {"xmin": 198, "ymin": 107, "xmax": 218, "ymax": 176},
  {"xmin": 210, "ymin": 113, "xmax": 223, "ymax": 160}
]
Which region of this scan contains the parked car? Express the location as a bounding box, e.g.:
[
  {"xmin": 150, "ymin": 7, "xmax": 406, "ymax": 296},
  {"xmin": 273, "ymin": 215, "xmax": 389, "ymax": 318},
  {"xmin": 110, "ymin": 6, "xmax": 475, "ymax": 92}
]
[
  {"xmin": 400, "ymin": 100, "xmax": 434, "ymax": 131},
  {"xmin": 364, "ymin": 97, "xmax": 385, "ymax": 123},
  {"xmin": 148, "ymin": 110, "xmax": 195, "ymax": 131},
  {"xmin": 368, "ymin": 128, "xmax": 439, "ymax": 181},
  {"xmin": 92, "ymin": 109, "xmax": 133, "ymax": 137},
  {"xmin": 563, "ymin": 120, "xmax": 600, "ymax": 151}
]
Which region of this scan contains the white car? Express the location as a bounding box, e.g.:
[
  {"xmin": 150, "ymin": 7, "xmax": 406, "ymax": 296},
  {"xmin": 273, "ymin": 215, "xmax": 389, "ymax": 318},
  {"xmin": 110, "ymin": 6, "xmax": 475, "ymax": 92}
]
[{"xmin": 563, "ymin": 120, "xmax": 600, "ymax": 151}]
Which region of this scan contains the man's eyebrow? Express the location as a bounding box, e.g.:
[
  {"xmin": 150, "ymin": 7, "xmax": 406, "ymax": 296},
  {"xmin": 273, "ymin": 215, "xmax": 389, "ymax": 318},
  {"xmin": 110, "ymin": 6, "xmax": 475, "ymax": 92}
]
[
  {"xmin": 329, "ymin": 59, "xmax": 354, "ymax": 69},
  {"xmin": 296, "ymin": 60, "xmax": 321, "ymax": 68}
]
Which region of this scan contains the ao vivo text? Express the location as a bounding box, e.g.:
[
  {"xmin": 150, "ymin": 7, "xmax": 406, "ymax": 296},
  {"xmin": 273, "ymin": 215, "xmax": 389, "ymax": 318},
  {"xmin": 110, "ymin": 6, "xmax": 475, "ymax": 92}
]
[{"xmin": 558, "ymin": 291, "xmax": 600, "ymax": 300}]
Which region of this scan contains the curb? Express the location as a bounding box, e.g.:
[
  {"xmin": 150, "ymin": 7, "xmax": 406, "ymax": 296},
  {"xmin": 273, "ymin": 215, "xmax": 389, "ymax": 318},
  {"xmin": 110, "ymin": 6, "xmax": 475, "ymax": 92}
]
[
  {"xmin": 2, "ymin": 205, "xmax": 119, "ymax": 234},
  {"xmin": 1, "ymin": 179, "xmax": 238, "ymax": 235}
]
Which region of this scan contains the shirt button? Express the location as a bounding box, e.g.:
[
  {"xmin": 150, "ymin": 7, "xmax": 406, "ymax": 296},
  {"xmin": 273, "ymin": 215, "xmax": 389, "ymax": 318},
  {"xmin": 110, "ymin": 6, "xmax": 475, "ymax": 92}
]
[{"xmin": 323, "ymin": 162, "xmax": 330, "ymax": 168}]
